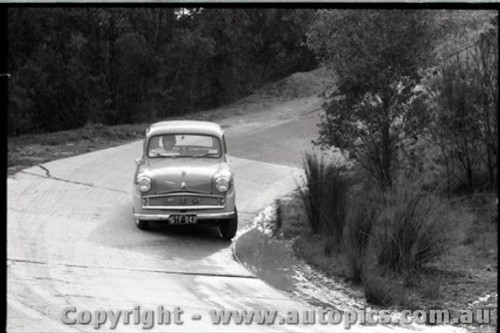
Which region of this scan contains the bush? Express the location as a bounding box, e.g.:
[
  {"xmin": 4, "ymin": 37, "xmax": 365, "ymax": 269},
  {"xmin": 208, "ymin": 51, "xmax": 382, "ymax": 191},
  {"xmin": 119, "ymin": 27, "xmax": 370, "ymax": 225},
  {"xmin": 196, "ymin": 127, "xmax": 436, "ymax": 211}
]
[
  {"xmin": 373, "ymin": 179, "xmax": 451, "ymax": 274},
  {"xmin": 300, "ymin": 151, "xmax": 350, "ymax": 244}
]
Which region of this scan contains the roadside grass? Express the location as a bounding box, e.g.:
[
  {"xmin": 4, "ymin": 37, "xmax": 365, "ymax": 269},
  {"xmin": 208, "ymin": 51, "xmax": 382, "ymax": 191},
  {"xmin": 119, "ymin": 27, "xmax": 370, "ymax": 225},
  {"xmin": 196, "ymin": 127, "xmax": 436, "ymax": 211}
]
[
  {"xmin": 274, "ymin": 151, "xmax": 497, "ymax": 330},
  {"xmin": 299, "ymin": 151, "xmax": 350, "ymax": 247},
  {"xmin": 8, "ymin": 123, "xmax": 148, "ymax": 175},
  {"xmin": 343, "ymin": 191, "xmax": 376, "ymax": 283},
  {"xmin": 373, "ymin": 180, "xmax": 451, "ymax": 275}
]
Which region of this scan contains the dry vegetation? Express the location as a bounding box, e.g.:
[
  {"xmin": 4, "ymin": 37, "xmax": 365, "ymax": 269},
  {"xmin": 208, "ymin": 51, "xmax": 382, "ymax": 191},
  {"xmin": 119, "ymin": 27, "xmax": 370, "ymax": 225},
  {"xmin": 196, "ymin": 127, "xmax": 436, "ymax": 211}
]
[
  {"xmin": 274, "ymin": 152, "xmax": 497, "ymax": 331},
  {"xmin": 274, "ymin": 10, "xmax": 497, "ymax": 331}
]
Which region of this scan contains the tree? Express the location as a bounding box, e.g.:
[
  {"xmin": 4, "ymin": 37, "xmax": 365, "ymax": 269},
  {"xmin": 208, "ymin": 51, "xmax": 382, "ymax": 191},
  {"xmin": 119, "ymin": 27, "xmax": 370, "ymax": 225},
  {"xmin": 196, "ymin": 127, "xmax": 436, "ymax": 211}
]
[
  {"xmin": 307, "ymin": 10, "xmax": 435, "ymax": 189},
  {"xmin": 8, "ymin": 8, "xmax": 316, "ymax": 135},
  {"xmin": 419, "ymin": 13, "xmax": 498, "ymax": 192}
]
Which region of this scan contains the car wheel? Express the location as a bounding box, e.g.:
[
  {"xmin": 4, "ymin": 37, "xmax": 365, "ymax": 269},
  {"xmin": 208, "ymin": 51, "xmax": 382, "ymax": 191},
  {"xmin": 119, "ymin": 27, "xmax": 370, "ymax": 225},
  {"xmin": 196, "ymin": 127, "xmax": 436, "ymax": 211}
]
[
  {"xmin": 135, "ymin": 218, "xmax": 150, "ymax": 231},
  {"xmin": 219, "ymin": 209, "xmax": 238, "ymax": 240}
]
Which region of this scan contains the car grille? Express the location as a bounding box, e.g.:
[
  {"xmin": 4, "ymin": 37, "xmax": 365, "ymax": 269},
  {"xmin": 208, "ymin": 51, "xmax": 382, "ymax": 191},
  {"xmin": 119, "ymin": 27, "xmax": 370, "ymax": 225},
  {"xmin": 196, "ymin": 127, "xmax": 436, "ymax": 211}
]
[{"xmin": 148, "ymin": 195, "xmax": 220, "ymax": 207}]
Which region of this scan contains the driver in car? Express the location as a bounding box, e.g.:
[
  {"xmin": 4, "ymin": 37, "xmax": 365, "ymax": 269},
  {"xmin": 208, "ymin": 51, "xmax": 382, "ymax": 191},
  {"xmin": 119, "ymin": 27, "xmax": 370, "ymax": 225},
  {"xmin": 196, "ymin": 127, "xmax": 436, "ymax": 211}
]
[
  {"xmin": 149, "ymin": 135, "xmax": 177, "ymax": 156},
  {"xmin": 161, "ymin": 135, "xmax": 177, "ymax": 152}
]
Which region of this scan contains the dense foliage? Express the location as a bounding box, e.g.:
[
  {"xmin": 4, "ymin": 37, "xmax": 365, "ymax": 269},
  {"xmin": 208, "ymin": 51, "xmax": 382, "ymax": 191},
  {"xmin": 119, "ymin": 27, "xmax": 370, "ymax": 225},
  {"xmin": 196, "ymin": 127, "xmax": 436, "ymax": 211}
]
[
  {"xmin": 307, "ymin": 10, "xmax": 436, "ymax": 189},
  {"xmin": 8, "ymin": 8, "xmax": 316, "ymax": 135},
  {"xmin": 307, "ymin": 10, "xmax": 498, "ymax": 191},
  {"xmin": 420, "ymin": 13, "xmax": 498, "ymax": 191}
]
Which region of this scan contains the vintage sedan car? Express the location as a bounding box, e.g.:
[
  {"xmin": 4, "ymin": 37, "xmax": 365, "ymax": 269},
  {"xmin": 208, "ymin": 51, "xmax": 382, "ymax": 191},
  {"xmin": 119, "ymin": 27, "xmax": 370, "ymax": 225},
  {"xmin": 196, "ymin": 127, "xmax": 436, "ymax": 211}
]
[{"xmin": 132, "ymin": 120, "xmax": 238, "ymax": 239}]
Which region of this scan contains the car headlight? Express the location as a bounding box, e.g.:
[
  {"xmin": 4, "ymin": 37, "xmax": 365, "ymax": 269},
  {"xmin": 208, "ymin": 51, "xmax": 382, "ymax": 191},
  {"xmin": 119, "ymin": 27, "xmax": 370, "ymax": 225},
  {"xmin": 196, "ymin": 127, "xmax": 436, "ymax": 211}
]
[
  {"xmin": 137, "ymin": 177, "xmax": 151, "ymax": 192},
  {"xmin": 215, "ymin": 177, "xmax": 231, "ymax": 192}
]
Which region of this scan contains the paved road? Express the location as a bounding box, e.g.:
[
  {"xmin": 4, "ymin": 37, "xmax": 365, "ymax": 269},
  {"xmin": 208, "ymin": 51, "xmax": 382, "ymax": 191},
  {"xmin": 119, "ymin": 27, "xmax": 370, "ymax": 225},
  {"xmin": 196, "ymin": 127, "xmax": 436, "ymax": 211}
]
[{"xmin": 7, "ymin": 96, "xmax": 458, "ymax": 332}]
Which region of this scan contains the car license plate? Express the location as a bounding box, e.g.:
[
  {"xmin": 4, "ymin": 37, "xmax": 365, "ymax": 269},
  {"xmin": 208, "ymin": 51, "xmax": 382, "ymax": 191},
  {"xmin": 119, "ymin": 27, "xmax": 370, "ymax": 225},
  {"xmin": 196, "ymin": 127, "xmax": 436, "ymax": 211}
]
[{"xmin": 168, "ymin": 215, "xmax": 197, "ymax": 225}]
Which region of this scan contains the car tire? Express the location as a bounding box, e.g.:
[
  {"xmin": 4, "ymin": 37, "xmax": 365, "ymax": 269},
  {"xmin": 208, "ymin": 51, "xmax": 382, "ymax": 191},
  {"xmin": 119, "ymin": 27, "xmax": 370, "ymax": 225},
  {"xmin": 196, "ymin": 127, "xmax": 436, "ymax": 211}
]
[
  {"xmin": 135, "ymin": 219, "xmax": 150, "ymax": 231},
  {"xmin": 219, "ymin": 209, "xmax": 238, "ymax": 240}
]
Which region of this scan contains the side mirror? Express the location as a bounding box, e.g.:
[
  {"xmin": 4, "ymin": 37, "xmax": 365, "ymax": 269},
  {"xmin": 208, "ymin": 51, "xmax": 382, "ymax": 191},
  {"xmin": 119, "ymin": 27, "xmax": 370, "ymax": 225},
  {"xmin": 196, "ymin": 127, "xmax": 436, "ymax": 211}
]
[{"xmin": 135, "ymin": 157, "xmax": 144, "ymax": 166}]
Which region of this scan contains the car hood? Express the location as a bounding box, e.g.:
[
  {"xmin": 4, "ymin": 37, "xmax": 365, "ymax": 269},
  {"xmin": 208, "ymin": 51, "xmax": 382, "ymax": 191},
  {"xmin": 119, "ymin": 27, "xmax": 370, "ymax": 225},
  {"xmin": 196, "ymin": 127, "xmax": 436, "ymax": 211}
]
[{"xmin": 143, "ymin": 158, "xmax": 227, "ymax": 195}]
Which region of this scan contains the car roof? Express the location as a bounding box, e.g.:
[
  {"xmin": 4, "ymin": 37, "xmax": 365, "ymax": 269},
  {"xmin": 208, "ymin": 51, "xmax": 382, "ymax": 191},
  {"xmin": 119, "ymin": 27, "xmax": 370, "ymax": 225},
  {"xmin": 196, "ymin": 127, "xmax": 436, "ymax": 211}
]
[{"xmin": 146, "ymin": 120, "xmax": 224, "ymax": 138}]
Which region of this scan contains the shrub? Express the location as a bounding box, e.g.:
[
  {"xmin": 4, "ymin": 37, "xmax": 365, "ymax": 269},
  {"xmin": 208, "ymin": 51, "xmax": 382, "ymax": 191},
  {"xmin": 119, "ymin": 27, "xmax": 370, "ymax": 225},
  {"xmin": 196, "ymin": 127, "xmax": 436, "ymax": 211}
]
[
  {"xmin": 300, "ymin": 151, "xmax": 350, "ymax": 244},
  {"xmin": 373, "ymin": 179, "xmax": 451, "ymax": 274}
]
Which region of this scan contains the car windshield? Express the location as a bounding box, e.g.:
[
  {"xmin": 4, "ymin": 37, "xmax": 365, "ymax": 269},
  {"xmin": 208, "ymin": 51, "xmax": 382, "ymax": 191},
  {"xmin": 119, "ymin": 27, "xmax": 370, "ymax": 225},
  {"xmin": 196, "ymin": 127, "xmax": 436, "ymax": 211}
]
[{"xmin": 147, "ymin": 134, "xmax": 222, "ymax": 158}]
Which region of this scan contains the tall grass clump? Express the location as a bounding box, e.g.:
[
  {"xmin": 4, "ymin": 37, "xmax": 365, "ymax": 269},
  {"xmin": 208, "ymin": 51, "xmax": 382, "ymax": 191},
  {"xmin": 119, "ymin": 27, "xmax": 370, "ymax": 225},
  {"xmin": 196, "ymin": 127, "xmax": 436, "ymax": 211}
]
[
  {"xmin": 373, "ymin": 179, "xmax": 451, "ymax": 275},
  {"xmin": 300, "ymin": 151, "xmax": 350, "ymax": 244},
  {"xmin": 343, "ymin": 192, "xmax": 377, "ymax": 283}
]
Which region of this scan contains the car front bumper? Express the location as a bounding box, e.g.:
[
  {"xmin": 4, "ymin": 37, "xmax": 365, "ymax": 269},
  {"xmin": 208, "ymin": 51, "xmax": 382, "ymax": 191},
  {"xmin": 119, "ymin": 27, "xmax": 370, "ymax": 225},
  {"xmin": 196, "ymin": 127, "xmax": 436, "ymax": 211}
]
[{"xmin": 134, "ymin": 210, "xmax": 236, "ymax": 221}]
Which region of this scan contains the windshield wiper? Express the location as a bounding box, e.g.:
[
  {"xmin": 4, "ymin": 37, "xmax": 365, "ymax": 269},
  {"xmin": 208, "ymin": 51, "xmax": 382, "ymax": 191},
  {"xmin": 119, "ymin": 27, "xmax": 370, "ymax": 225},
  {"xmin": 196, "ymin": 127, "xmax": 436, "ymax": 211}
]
[
  {"xmin": 192, "ymin": 153, "xmax": 217, "ymax": 158},
  {"xmin": 153, "ymin": 152, "xmax": 178, "ymax": 158}
]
